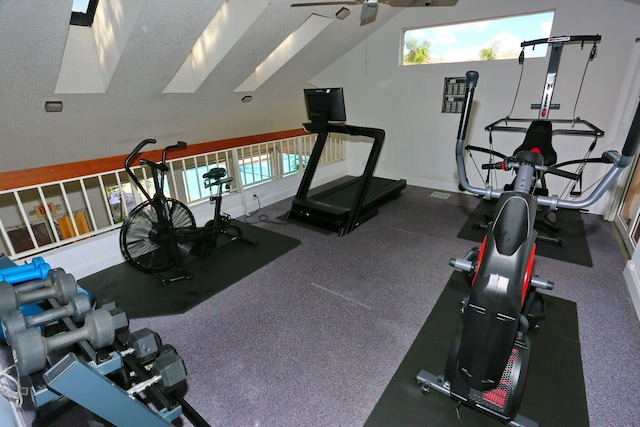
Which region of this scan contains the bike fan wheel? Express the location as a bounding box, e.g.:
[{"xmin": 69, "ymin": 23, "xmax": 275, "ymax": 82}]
[{"xmin": 119, "ymin": 199, "xmax": 196, "ymax": 273}]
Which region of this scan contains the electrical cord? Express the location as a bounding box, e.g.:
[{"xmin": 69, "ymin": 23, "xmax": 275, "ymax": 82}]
[
  {"xmin": 0, "ymin": 365, "xmax": 23, "ymax": 409},
  {"xmin": 243, "ymin": 195, "xmax": 290, "ymax": 225}
]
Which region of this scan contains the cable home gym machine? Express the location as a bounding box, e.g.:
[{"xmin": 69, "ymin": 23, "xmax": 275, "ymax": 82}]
[
  {"xmin": 0, "ymin": 256, "xmax": 209, "ymax": 427},
  {"xmin": 415, "ymin": 69, "xmax": 640, "ymax": 426},
  {"xmin": 287, "ymin": 88, "xmax": 407, "ymax": 236},
  {"xmin": 465, "ymin": 35, "xmax": 605, "ymax": 246},
  {"xmin": 119, "ymin": 139, "xmax": 257, "ymax": 284}
]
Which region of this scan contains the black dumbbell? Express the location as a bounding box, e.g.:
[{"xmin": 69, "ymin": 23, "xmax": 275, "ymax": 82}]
[
  {"xmin": 1, "ymin": 292, "xmax": 92, "ymax": 345},
  {"xmin": 93, "ymin": 299, "xmax": 129, "ymax": 333},
  {"xmin": 121, "ymin": 328, "xmax": 163, "ymax": 365},
  {"xmin": 0, "ymin": 272, "xmax": 78, "ymax": 314},
  {"xmin": 126, "ymin": 345, "xmax": 187, "ymax": 395},
  {"xmin": 12, "ymin": 308, "xmax": 116, "ymax": 376}
]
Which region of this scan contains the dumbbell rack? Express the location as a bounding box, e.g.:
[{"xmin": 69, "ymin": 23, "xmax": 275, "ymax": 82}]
[
  {"xmin": 31, "ymin": 352, "xmax": 181, "ymax": 426},
  {"xmin": 24, "ymin": 301, "xmax": 210, "ymax": 427},
  {"xmin": 24, "ymin": 302, "xmax": 162, "ymax": 426},
  {"xmin": 0, "ymin": 256, "xmax": 209, "ymax": 427}
]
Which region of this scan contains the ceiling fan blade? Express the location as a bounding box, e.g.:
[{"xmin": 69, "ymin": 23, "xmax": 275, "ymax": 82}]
[
  {"xmin": 378, "ymin": 0, "xmax": 459, "ymax": 6},
  {"xmin": 291, "ymin": 1, "xmax": 361, "ymax": 6}
]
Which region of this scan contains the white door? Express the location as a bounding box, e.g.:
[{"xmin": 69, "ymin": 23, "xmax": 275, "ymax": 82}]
[{"xmin": 612, "ymin": 36, "xmax": 640, "ymax": 254}]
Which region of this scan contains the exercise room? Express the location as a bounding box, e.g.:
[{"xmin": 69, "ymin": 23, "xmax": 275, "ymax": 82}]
[{"xmin": 1, "ymin": 0, "xmax": 639, "ymax": 426}]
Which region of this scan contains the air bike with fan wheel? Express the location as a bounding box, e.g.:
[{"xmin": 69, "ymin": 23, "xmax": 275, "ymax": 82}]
[
  {"xmin": 415, "ymin": 70, "xmax": 640, "ymax": 426},
  {"xmin": 119, "ymin": 139, "xmax": 257, "ymax": 284}
]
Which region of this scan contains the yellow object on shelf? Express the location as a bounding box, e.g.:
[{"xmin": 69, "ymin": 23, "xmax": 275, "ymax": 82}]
[{"xmin": 58, "ymin": 212, "xmax": 90, "ymax": 239}]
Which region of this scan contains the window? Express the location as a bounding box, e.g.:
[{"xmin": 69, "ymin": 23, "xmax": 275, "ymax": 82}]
[
  {"xmin": 182, "ymin": 163, "xmax": 229, "ymax": 203},
  {"xmin": 105, "ymin": 184, "xmax": 136, "ymax": 223},
  {"xmin": 71, "ymin": 0, "xmax": 99, "ymax": 26},
  {"xmin": 282, "ymin": 153, "xmax": 309, "ymax": 175},
  {"xmin": 403, "ymin": 11, "xmax": 554, "ymax": 65},
  {"xmin": 239, "ymin": 153, "xmax": 272, "ymax": 187}
]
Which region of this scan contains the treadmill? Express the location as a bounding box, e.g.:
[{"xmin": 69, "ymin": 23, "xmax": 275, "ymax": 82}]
[{"xmin": 287, "ymin": 88, "xmax": 407, "ymax": 236}]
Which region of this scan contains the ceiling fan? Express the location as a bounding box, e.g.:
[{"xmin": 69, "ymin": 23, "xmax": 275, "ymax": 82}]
[{"xmin": 291, "ymin": 0, "xmax": 458, "ymax": 26}]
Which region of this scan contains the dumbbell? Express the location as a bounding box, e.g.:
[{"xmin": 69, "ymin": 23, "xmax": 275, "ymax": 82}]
[
  {"xmin": 0, "ymin": 257, "xmax": 46, "ymax": 277},
  {"xmin": 11, "ymin": 268, "xmax": 68, "ymax": 293},
  {"xmin": 1, "ymin": 267, "xmax": 68, "ymax": 298},
  {"xmin": 12, "ymin": 308, "xmax": 116, "ymax": 376},
  {"xmin": 0, "ymin": 272, "xmax": 77, "ymax": 314},
  {"xmin": 0, "ymin": 257, "xmax": 46, "ymax": 273},
  {"xmin": 94, "ymin": 298, "xmax": 129, "ymax": 333},
  {"xmin": 1, "ymin": 292, "xmax": 92, "ymax": 345},
  {"xmin": 126, "ymin": 345, "xmax": 187, "ymax": 395},
  {"xmin": 0, "ymin": 258, "xmax": 52, "ymax": 285},
  {"xmin": 121, "ymin": 328, "xmax": 163, "ymax": 365}
]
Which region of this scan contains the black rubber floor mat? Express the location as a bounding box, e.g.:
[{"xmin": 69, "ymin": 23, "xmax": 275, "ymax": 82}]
[
  {"xmin": 365, "ymin": 271, "xmax": 589, "ymax": 427},
  {"xmin": 79, "ymin": 221, "xmax": 300, "ymax": 318}
]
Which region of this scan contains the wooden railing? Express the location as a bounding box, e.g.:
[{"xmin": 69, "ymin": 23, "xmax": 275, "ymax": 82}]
[
  {"xmin": 0, "ymin": 129, "xmax": 308, "ymax": 191},
  {"xmin": 0, "ymin": 130, "xmax": 345, "ymax": 259}
]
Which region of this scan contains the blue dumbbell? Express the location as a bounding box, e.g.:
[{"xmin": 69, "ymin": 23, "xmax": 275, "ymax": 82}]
[
  {"xmin": 0, "ymin": 258, "xmax": 51, "ymax": 284},
  {"xmin": 0, "ymin": 257, "xmax": 46, "ymax": 276}
]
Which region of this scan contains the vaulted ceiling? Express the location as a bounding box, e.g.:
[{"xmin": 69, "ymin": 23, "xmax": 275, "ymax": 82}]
[{"xmin": 0, "ymin": 0, "xmax": 455, "ymax": 172}]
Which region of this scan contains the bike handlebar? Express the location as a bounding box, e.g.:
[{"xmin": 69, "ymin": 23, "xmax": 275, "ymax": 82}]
[
  {"xmin": 125, "ymin": 138, "xmax": 156, "ymax": 172},
  {"xmin": 622, "ymin": 105, "xmax": 640, "ymax": 161},
  {"xmin": 456, "ymin": 70, "xmax": 640, "ymax": 211},
  {"xmin": 162, "ymin": 141, "xmax": 187, "ymax": 164},
  {"xmin": 465, "ymin": 70, "xmax": 479, "ymax": 88},
  {"xmin": 124, "ymin": 139, "xmax": 188, "ymax": 203},
  {"xmin": 481, "ymin": 159, "xmax": 581, "ymax": 181}
]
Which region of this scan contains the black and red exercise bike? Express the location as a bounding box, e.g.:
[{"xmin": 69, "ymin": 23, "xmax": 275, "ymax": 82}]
[{"xmin": 415, "ymin": 71, "xmax": 640, "ymax": 426}]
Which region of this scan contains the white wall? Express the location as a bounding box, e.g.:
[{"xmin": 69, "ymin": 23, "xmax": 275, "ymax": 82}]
[{"xmin": 310, "ymin": 0, "xmax": 640, "ymax": 215}]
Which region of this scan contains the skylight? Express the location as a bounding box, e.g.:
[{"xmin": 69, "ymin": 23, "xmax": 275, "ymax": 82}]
[
  {"xmin": 72, "ymin": 0, "xmax": 91, "ymax": 13},
  {"xmin": 71, "ymin": 0, "xmax": 99, "ymax": 26},
  {"xmin": 163, "ymin": 0, "xmax": 270, "ymax": 94},
  {"xmin": 235, "ymin": 14, "xmax": 334, "ymax": 93},
  {"xmin": 57, "ymin": 0, "xmax": 144, "ymax": 94}
]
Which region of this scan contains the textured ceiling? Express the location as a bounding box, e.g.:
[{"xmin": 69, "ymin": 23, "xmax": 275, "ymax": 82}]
[{"xmin": 0, "ymin": 0, "xmax": 440, "ymax": 172}]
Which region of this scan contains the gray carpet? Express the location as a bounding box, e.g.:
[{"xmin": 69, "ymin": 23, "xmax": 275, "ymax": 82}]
[{"xmin": 2, "ymin": 185, "xmax": 639, "ymax": 426}]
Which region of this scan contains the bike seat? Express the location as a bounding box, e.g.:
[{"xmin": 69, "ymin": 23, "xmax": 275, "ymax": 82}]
[
  {"xmin": 203, "ymin": 167, "xmax": 227, "ymax": 180},
  {"xmin": 513, "ymin": 120, "xmax": 556, "ymax": 166}
]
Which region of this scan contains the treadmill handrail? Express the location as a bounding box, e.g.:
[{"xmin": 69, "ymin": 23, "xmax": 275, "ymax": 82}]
[{"xmin": 303, "ymin": 122, "xmax": 385, "ymax": 140}]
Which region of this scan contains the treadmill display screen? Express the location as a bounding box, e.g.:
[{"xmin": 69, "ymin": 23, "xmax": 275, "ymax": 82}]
[{"xmin": 304, "ymin": 88, "xmax": 346, "ymax": 123}]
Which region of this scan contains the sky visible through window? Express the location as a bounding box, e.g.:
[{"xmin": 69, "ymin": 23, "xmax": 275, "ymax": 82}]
[
  {"xmin": 72, "ymin": 0, "xmax": 90, "ymax": 13},
  {"xmin": 403, "ymin": 11, "xmax": 555, "ymax": 65}
]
